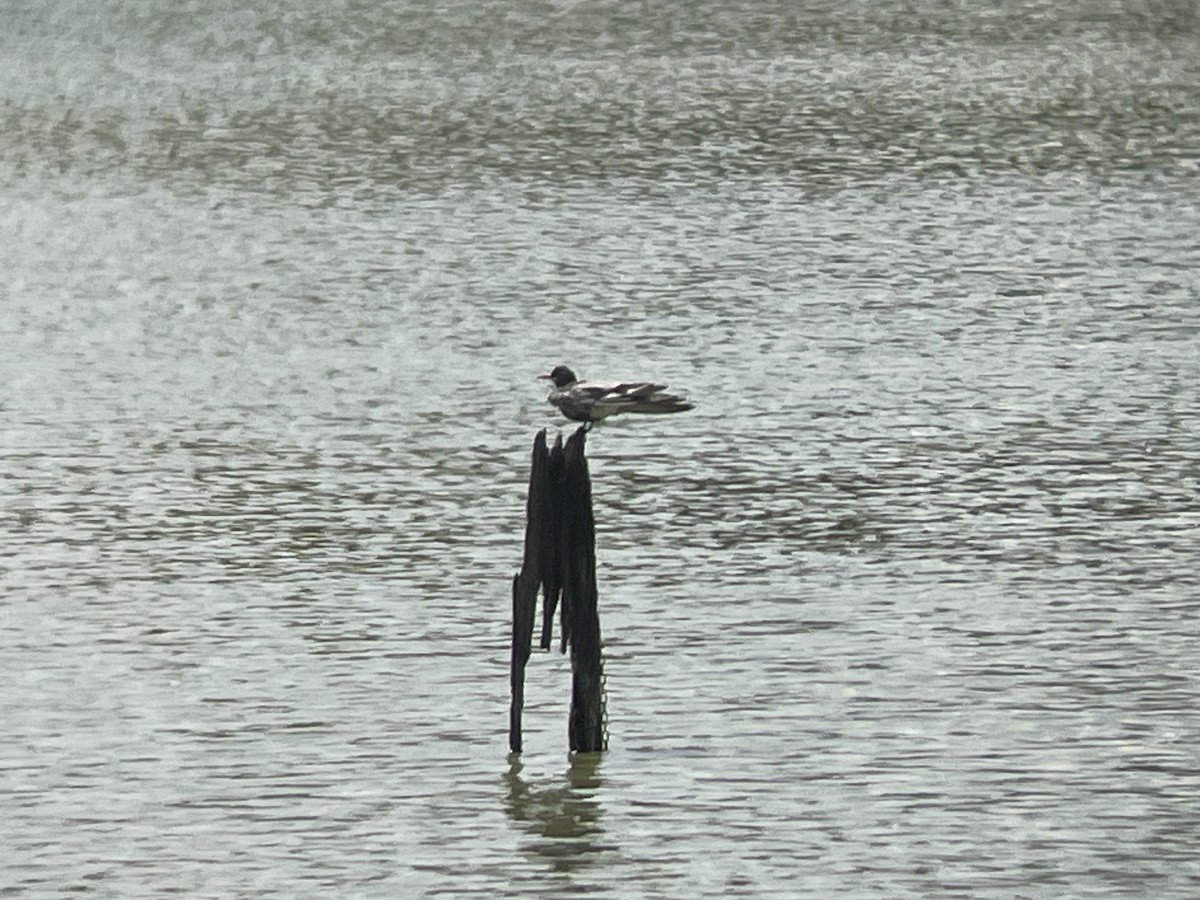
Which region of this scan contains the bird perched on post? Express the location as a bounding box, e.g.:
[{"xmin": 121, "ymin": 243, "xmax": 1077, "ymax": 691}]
[{"xmin": 539, "ymin": 365, "xmax": 695, "ymax": 424}]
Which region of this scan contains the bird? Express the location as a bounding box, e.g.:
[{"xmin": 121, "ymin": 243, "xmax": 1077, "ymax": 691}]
[{"xmin": 539, "ymin": 365, "xmax": 694, "ymax": 424}]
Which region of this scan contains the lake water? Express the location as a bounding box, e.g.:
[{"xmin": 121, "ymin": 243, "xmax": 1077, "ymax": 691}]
[{"xmin": 3, "ymin": 1, "xmax": 1200, "ymax": 896}]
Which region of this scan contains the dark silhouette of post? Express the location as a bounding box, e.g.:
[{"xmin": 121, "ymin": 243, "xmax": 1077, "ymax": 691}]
[{"xmin": 509, "ymin": 426, "xmax": 605, "ymax": 754}]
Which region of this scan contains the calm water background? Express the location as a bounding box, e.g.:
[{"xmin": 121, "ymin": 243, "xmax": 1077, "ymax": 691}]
[{"xmin": 3, "ymin": 0, "xmax": 1199, "ymax": 896}]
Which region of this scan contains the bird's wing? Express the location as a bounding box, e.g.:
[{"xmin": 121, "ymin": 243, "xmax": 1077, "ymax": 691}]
[{"xmin": 597, "ymin": 381, "xmax": 668, "ymax": 401}]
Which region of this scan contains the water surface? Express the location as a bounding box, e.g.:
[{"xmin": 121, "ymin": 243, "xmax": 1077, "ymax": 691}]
[{"xmin": 3, "ymin": 1, "xmax": 1199, "ymax": 896}]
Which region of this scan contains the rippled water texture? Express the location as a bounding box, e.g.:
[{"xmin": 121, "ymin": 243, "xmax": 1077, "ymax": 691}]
[{"xmin": 3, "ymin": 1, "xmax": 1199, "ymax": 896}]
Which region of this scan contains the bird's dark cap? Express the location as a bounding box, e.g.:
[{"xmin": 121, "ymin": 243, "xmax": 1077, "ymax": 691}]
[{"xmin": 539, "ymin": 365, "xmax": 578, "ymax": 388}]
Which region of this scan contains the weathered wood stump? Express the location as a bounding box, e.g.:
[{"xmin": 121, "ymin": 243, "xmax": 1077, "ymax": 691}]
[{"xmin": 509, "ymin": 425, "xmax": 605, "ymax": 754}]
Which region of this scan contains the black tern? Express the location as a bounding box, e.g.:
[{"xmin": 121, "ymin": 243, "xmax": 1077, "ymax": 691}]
[{"xmin": 539, "ymin": 365, "xmax": 695, "ymax": 423}]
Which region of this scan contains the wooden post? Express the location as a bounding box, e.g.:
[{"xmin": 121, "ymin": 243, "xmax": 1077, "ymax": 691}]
[
  {"xmin": 509, "ymin": 426, "xmax": 606, "ymax": 755},
  {"xmin": 508, "ymin": 431, "xmax": 549, "ymax": 756},
  {"xmin": 561, "ymin": 428, "xmax": 604, "ymax": 753}
]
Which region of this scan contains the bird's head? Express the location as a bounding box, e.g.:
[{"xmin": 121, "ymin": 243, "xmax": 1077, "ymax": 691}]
[{"xmin": 539, "ymin": 365, "xmax": 578, "ymax": 388}]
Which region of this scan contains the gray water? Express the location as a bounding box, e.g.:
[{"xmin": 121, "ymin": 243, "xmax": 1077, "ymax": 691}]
[{"xmin": 3, "ymin": 1, "xmax": 1200, "ymax": 896}]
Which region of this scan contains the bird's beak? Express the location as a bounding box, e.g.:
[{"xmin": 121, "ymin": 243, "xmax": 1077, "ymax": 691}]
[{"xmin": 536, "ymin": 373, "xmax": 551, "ymax": 380}]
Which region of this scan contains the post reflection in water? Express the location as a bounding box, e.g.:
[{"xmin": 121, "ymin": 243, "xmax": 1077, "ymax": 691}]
[{"xmin": 502, "ymin": 753, "xmax": 611, "ymax": 873}]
